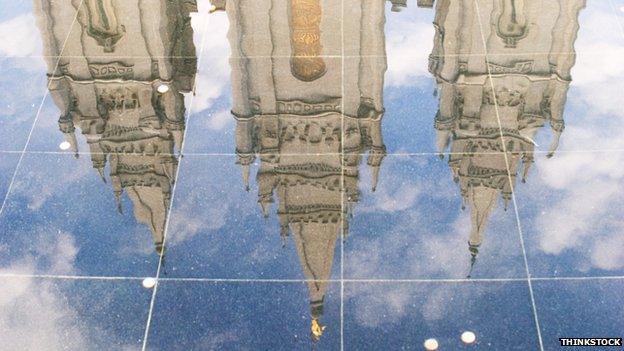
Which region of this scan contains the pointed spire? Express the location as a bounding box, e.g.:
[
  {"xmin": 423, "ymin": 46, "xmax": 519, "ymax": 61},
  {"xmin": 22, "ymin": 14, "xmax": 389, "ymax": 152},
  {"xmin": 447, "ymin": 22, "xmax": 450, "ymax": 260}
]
[
  {"xmin": 97, "ymin": 167, "xmax": 107, "ymax": 183},
  {"xmin": 466, "ymin": 242, "xmax": 480, "ymax": 278},
  {"xmin": 280, "ymin": 230, "xmax": 288, "ymax": 248},
  {"xmin": 63, "ymin": 131, "xmax": 79, "ymax": 158},
  {"xmin": 280, "ymin": 218, "xmax": 289, "ymax": 248},
  {"xmin": 161, "ymin": 161, "xmax": 176, "ymax": 184},
  {"xmin": 547, "ymin": 117, "xmax": 564, "ymax": 158},
  {"xmin": 341, "ymin": 219, "xmax": 350, "ymax": 242},
  {"xmin": 435, "ymin": 129, "xmax": 452, "ymax": 155},
  {"xmin": 370, "ymin": 165, "xmax": 380, "ymax": 192},
  {"xmin": 155, "ymin": 242, "xmax": 166, "ymax": 257},
  {"xmin": 346, "ymin": 202, "xmax": 355, "ymax": 219},
  {"xmin": 161, "ymin": 254, "xmax": 167, "ymax": 276},
  {"xmin": 241, "ymin": 164, "xmax": 250, "ymax": 192},
  {"xmin": 310, "ymin": 319, "xmax": 326, "ymax": 342},
  {"xmin": 260, "ymin": 201, "xmax": 270, "ymax": 218},
  {"xmin": 171, "ymin": 130, "xmax": 184, "ymax": 156},
  {"xmin": 522, "ymin": 157, "xmax": 533, "ymax": 183},
  {"xmin": 547, "ymin": 132, "xmax": 561, "ymax": 158},
  {"xmin": 115, "ymin": 191, "xmax": 123, "ymax": 214}
]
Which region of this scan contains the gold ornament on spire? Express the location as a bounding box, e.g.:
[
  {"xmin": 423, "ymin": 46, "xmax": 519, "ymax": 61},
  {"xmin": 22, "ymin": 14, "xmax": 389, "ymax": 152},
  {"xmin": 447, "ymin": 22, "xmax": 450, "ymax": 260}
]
[{"xmin": 311, "ymin": 318, "xmax": 326, "ymax": 341}]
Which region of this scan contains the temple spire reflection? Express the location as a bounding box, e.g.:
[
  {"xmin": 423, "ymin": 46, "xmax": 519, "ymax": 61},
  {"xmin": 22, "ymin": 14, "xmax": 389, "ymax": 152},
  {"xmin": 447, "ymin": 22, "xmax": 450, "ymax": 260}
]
[
  {"xmin": 37, "ymin": 0, "xmax": 198, "ymax": 256},
  {"xmin": 426, "ymin": 0, "xmax": 586, "ymax": 276},
  {"xmin": 215, "ymin": 0, "xmax": 399, "ymax": 341}
]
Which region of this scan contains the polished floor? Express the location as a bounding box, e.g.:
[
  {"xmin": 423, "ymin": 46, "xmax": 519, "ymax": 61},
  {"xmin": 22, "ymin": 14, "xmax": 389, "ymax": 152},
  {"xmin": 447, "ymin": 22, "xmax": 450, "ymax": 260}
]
[{"xmin": 0, "ymin": 0, "xmax": 623, "ymax": 350}]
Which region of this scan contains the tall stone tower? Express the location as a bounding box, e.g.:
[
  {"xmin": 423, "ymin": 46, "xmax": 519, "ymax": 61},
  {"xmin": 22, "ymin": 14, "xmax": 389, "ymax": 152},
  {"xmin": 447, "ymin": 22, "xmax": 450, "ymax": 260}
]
[
  {"xmin": 36, "ymin": 0, "xmax": 199, "ymax": 255},
  {"xmin": 425, "ymin": 0, "xmax": 586, "ymax": 275},
  {"xmin": 213, "ymin": 0, "xmax": 397, "ymax": 341}
]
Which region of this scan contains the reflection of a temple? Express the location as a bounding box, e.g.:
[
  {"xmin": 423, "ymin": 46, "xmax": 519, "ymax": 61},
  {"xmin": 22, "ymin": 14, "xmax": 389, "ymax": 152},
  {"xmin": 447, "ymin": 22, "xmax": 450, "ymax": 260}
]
[
  {"xmin": 38, "ymin": 1, "xmax": 198, "ymax": 255},
  {"xmin": 210, "ymin": 0, "xmax": 409, "ymax": 341},
  {"xmin": 426, "ymin": 0, "xmax": 586, "ymax": 276}
]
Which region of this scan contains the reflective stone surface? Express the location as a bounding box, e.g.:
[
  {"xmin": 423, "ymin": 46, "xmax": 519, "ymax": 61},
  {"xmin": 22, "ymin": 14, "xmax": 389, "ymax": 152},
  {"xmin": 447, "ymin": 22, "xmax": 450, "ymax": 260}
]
[{"xmin": 0, "ymin": 0, "xmax": 623, "ymax": 350}]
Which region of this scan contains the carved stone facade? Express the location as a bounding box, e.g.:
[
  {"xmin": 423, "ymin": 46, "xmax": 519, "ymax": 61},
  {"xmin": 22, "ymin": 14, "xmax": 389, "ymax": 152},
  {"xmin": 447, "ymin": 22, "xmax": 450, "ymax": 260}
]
[
  {"xmin": 37, "ymin": 0, "xmax": 198, "ymax": 255},
  {"xmin": 215, "ymin": 0, "xmax": 398, "ymax": 340},
  {"xmin": 426, "ymin": 0, "xmax": 586, "ymax": 274}
]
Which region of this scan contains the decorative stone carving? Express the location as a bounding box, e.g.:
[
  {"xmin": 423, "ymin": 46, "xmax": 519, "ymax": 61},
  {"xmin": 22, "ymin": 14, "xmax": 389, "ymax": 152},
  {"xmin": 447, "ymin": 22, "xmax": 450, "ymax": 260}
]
[
  {"xmin": 488, "ymin": 61, "xmax": 534, "ymax": 75},
  {"xmin": 493, "ymin": 0, "xmax": 529, "ymax": 48},
  {"xmin": 89, "ymin": 62, "xmax": 135, "ymax": 79},
  {"xmin": 289, "ymin": 0, "xmax": 326, "ymax": 82},
  {"xmin": 84, "ymin": 0, "xmax": 126, "ymax": 52}
]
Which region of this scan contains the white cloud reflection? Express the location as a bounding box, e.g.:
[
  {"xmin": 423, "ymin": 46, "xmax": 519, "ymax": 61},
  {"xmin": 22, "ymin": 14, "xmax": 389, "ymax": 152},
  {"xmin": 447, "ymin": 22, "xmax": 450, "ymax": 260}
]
[
  {"xmin": 527, "ymin": 5, "xmax": 624, "ymax": 273},
  {"xmin": 0, "ymin": 14, "xmax": 42, "ymax": 57}
]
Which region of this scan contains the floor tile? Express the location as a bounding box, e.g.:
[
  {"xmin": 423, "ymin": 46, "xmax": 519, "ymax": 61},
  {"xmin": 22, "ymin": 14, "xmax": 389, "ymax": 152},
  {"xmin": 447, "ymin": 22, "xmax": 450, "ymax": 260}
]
[
  {"xmin": 532, "ymin": 278, "xmax": 624, "ymax": 351},
  {"xmin": 0, "ymin": 57, "xmax": 49, "ymax": 151},
  {"xmin": 344, "ymin": 154, "xmax": 526, "ymax": 280},
  {"xmin": 575, "ymin": 0, "xmax": 624, "ymax": 54},
  {"xmin": 1, "ymin": 0, "xmax": 622, "ymax": 349},
  {"xmin": 0, "ymin": 0, "xmax": 81, "ymax": 155},
  {"xmin": 0, "ymin": 0, "xmax": 78, "ymax": 59},
  {"xmin": 164, "ymin": 154, "xmax": 344, "ymax": 280},
  {"xmin": 0, "ymin": 152, "xmax": 20, "ymax": 202},
  {"xmin": 0, "ymin": 153, "xmax": 162, "ymax": 277},
  {"xmin": 344, "ymin": 281, "xmax": 540, "ymax": 350},
  {"xmin": 0, "ymin": 276, "xmax": 150, "ymax": 351},
  {"xmin": 148, "ymin": 281, "xmax": 340, "ymax": 350},
  {"xmin": 515, "ymin": 151, "xmax": 624, "ymax": 278}
]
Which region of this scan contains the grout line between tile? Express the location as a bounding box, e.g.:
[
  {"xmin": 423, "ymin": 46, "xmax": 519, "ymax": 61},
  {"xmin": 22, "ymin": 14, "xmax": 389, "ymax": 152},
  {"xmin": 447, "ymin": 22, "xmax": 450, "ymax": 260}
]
[
  {"xmin": 0, "ymin": 50, "xmax": 614, "ymax": 60},
  {"xmin": 0, "ymin": 2, "xmax": 84, "ymax": 220},
  {"xmin": 473, "ymin": 2, "xmax": 544, "ymax": 350},
  {"xmin": 4, "ymin": 149, "xmax": 624, "ymax": 158},
  {"xmin": 1, "ymin": 273, "xmax": 623, "ymax": 284},
  {"xmin": 340, "ymin": 1, "xmax": 345, "ymax": 349},
  {"xmin": 139, "ymin": 14, "xmax": 212, "ymax": 351}
]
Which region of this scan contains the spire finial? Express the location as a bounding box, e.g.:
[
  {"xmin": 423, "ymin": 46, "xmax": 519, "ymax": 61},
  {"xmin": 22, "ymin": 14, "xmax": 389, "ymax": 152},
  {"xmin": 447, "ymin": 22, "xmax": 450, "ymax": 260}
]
[
  {"xmin": 370, "ymin": 165, "xmax": 380, "ymax": 192},
  {"xmin": 98, "ymin": 167, "xmax": 107, "ymax": 183},
  {"xmin": 260, "ymin": 201, "xmax": 270, "ymax": 218},
  {"xmin": 171, "ymin": 130, "xmax": 184, "ymax": 156},
  {"xmin": 241, "ymin": 164, "xmax": 250, "ymax": 192},
  {"xmin": 466, "ymin": 242, "xmax": 480, "ymax": 278},
  {"xmin": 155, "ymin": 242, "xmax": 166, "ymax": 257},
  {"xmin": 311, "ymin": 318, "xmax": 326, "ymax": 342},
  {"xmin": 115, "ymin": 191, "xmax": 123, "ymax": 214},
  {"xmin": 522, "ymin": 156, "xmax": 533, "ymax": 183},
  {"xmin": 280, "ymin": 222, "xmax": 289, "ymax": 248}
]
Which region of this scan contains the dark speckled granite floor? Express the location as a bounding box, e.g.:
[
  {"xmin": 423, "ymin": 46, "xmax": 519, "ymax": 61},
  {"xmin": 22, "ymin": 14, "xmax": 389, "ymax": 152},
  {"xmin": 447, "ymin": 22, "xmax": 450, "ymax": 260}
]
[{"xmin": 0, "ymin": 0, "xmax": 623, "ymax": 350}]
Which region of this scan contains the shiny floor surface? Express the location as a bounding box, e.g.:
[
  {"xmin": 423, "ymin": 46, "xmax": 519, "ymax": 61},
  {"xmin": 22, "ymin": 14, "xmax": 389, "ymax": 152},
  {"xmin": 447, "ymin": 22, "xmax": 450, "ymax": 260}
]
[{"xmin": 0, "ymin": 0, "xmax": 623, "ymax": 350}]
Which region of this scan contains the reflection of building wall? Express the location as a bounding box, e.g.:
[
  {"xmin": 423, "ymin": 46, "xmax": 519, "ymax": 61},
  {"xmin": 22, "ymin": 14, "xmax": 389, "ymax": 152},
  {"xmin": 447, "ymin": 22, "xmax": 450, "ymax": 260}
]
[
  {"xmin": 36, "ymin": 0, "xmax": 198, "ymax": 254},
  {"xmin": 217, "ymin": 0, "xmax": 393, "ymax": 340},
  {"xmin": 427, "ymin": 0, "xmax": 585, "ymax": 272}
]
